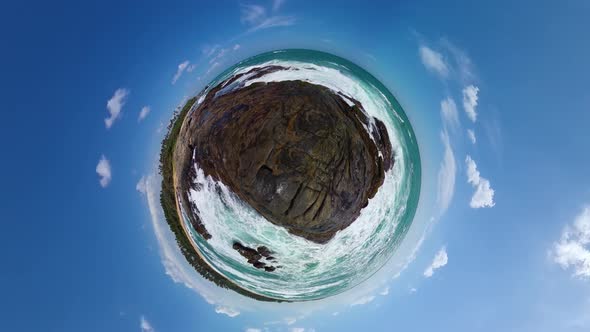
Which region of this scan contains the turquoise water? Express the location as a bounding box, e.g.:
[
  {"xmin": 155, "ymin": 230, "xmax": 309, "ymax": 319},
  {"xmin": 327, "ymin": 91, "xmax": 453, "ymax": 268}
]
[{"xmin": 180, "ymin": 49, "xmax": 421, "ymax": 301}]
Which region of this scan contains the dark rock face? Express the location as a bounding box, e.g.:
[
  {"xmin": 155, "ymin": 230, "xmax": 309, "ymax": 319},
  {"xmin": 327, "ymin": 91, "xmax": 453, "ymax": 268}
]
[
  {"xmin": 233, "ymin": 242, "xmax": 279, "ymax": 271},
  {"xmin": 180, "ymin": 76, "xmax": 393, "ymax": 243}
]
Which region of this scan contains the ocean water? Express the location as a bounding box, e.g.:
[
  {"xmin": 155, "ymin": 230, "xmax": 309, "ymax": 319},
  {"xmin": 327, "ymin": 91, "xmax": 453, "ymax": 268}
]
[{"xmin": 180, "ymin": 49, "xmax": 421, "ymax": 301}]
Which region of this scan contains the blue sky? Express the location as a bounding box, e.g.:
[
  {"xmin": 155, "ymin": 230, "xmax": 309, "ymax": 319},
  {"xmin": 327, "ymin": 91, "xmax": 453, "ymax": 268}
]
[{"xmin": 1, "ymin": 0, "xmax": 590, "ymax": 331}]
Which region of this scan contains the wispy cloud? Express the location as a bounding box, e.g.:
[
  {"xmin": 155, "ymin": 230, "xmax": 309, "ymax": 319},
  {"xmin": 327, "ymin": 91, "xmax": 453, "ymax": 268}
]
[
  {"xmin": 240, "ymin": 2, "xmax": 295, "ymax": 32},
  {"xmin": 441, "ymin": 38, "xmax": 476, "ymax": 84},
  {"xmin": 419, "ymin": 38, "xmax": 477, "ymax": 84},
  {"xmin": 250, "ymin": 15, "xmax": 296, "ymax": 32},
  {"xmin": 245, "ymin": 329, "xmax": 262, "ymax": 332},
  {"xmin": 201, "ymin": 43, "xmax": 241, "ymax": 77},
  {"xmin": 240, "ymin": 4, "xmax": 266, "ymax": 24},
  {"xmin": 419, "ymin": 38, "xmax": 494, "ymax": 211},
  {"xmin": 424, "ymin": 246, "xmax": 448, "ymax": 277},
  {"xmin": 140, "ymin": 316, "xmax": 155, "ymax": 332},
  {"xmin": 290, "ymin": 328, "xmax": 314, "ymax": 332},
  {"xmin": 209, "ymin": 48, "xmax": 228, "ymax": 64},
  {"xmin": 483, "ymin": 111, "xmax": 503, "ymax": 158},
  {"xmin": 96, "ymin": 155, "xmax": 112, "ymax": 188},
  {"xmin": 272, "ymin": 0, "xmax": 285, "ymax": 11},
  {"xmin": 437, "ymin": 130, "xmax": 456, "ymax": 215},
  {"xmin": 467, "ymin": 129, "xmax": 476, "ymax": 144},
  {"xmin": 441, "ymin": 97, "xmax": 460, "ymax": 131},
  {"xmin": 105, "ymin": 88, "xmax": 129, "ymax": 129},
  {"xmin": 172, "ymin": 60, "xmax": 190, "ymax": 84},
  {"xmin": 551, "ymin": 206, "xmax": 590, "ymax": 278},
  {"xmin": 462, "ymin": 85, "xmax": 479, "ymax": 122},
  {"xmin": 350, "ymin": 294, "xmax": 376, "ymax": 306},
  {"xmin": 204, "ymin": 62, "xmax": 221, "ymax": 77},
  {"xmin": 202, "ymin": 44, "xmax": 220, "ymax": 58},
  {"xmin": 436, "ymin": 95, "xmax": 460, "ymax": 217},
  {"xmin": 419, "ymin": 46, "xmax": 449, "ymax": 78},
  {"xmin": 465, "ymin": 155, "xmax": 495, "ymax": 208},
  {"xmin": 138, "ymin": 106, "xmax": 150, "ymax": 122},
  {"xmin": 379, "ymin": 286, "xmax": 389, "ymax": 296},
  {"xmin": 215, "ymin": 305, "xmax": 240, "ymax": 317},
  {"xmin": 136, "ymin": 176, "xmax": 147, "ymax": 193}
]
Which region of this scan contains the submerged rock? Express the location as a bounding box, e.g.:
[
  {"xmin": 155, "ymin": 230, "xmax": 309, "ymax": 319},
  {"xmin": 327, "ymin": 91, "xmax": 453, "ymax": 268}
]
[
  {"xmin": 233, "ymin": 242, "xmax": 279, "ymax": 272},
  {"xmin": 257, "ymin": 246, "xmax": 272, "ymax": 257}
]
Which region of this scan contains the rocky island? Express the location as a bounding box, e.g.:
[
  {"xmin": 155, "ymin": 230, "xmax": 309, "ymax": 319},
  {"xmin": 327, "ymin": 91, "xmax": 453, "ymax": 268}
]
[
  {"xmin": 156, "ymin": 50, "xmax": 419, "ymax": 302},
  {"xmin": 174, "ymin": 68, "xmax": 393, "ymax": 245}
]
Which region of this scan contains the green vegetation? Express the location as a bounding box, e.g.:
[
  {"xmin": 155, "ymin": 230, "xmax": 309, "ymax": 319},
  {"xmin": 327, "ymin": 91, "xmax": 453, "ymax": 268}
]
[{"xmin": 159, "ymin": 97, "xmax": 282, "ymax": 302}]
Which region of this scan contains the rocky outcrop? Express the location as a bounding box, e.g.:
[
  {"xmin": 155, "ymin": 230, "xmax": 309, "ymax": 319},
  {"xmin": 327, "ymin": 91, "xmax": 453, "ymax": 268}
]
[
  {"xmin": 233, "ymin": 242, "xmax": 279, "ymax": 272},
  {"xmin": 176, "ymin": 70, "xmax": 393, "ymax": 244}
]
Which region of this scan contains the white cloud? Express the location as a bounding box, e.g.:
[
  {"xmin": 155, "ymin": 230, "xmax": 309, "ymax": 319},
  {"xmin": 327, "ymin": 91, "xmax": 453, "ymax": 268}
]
[
  {"xmin": 462, "ymin": 85, "xmax": 479, "ymax": 122},
  {"xmin": 424, "ymin": 246, "xmax": 448, "ymax": 278},
  {"xmin": 140, "ymin": 316, "xmax": 155, "ymax": 332},
  {"xmin": 272, "ymin": 0, "xmax": 285, "ymax": 11},
  {"xmin": 350, "ymin": 295, "xmax": 376, "ymax": 306},
  {"xmin": 409, "ymin": 287, "xmax": 417, "ymax": 293},
  {"xmin": 465, "ymin": 155, "xmax": 495, "ymax": 208},
  {"xmin": 209, "ymin": 48, "xmax": 228, "ymax": 64},
  {"xmin": 138, "ymin": 106, "xmax": 150, "ymax": 122},
  {"xmin": 441, "ymin": 97, "xmax": 459, "ymax": 131},
  {"xmin": 202, "ymin": 44, "xmax": 220, "ymax": 58},
  {"xmin": 441, "ymin": 38, "xmax": 476, "ymax": 83},
  {"xmin": 205, "ymin": 62, "xmax": 221, "ymax": 77},
  {"xmin": 105, "ymin": 88, "xmax": 129, "ymax": 129},
  {"xmin": 203, "ymin": 44, "xmax": 241, "ymax": 70},
  {"xmin": 156, "ymin": 121, "xmax": 164, "ymax": 134},
  {"xmin": 419, "ymin": 46, "xmax": 449, "ymax": 78},
  {"xmin": 551, "ymin": 206, "xmax": 590, "ymax": 278},
  {"xmin": 285, "ymin": 317, "xmax": 297, "ymax": 325},
  {"xmin": 379, "ymin": 286, "xmax": 389, "ymax": 296},
  {"xmin": 96, "ymin": 155, "xmax": 112, "ymax": 188},
  {"xmin": 467, "ymin": 129, "xmax": 476, "ymax": 144},
  {"xmin": 245, "ymin": 329, "xmax": 261, "ymax": 332},
  {"xmin": 172, "ymin": 60, "xmax": 190, "ymax": 84},
  {"xmin": 437, "ymin": 130, "xmax": 456, "ymax": 215},
  {"xmin": 215, "ymin": 305, "xmax": 240, "ymax": 317},
  {"xmin": 136, "ymin": 176, "xmax": 147, "ymax": 194},
  {"xmin": 250, "ymin": 15, "xmax": 296, "ymax": 32},
  {"xmin": 240, "ymin": 3, "xmax": 295, "ymax": 32},
  {"xmin": 241, "ymin": 4, "xmax": 266, "ymax": 24},
  {"xmin": 290, "ymin": 328, "xmax": 313, "ymax": 332},
  {"xmin": 419, "ymin": 38, "xmax": 476, "ymax": 84}
]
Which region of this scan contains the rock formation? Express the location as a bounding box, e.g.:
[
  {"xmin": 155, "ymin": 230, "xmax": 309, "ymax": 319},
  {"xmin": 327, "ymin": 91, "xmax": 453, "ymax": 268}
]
[{"xmin": 175, "ymin": 70, "xmax": 394, "ymax": 244}]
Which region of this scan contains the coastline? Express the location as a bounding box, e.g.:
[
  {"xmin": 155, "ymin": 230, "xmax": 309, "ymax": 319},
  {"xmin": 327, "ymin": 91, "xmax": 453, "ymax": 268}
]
[{"xmin": 159, "ymin": 96, "xmax": 283, "ymax": 302}]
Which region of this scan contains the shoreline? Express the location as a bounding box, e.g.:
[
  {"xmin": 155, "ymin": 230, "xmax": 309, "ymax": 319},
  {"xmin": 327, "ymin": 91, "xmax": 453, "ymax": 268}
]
[{"xmin": 159, "ymin": 96, "xmax": 283, "ymax": 302}]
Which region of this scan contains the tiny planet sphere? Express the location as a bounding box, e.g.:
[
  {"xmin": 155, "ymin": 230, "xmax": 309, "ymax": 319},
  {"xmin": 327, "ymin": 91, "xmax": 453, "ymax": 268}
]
[{"xmin": 160, "ymin": 49, "xmax": 421, "ymax": 301}]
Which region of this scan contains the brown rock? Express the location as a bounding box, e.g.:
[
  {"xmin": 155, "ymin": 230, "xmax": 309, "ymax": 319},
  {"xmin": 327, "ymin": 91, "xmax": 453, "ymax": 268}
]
[{"xmin": 178, "ymin": 72, "xmax": 393, "ymax": 243}]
